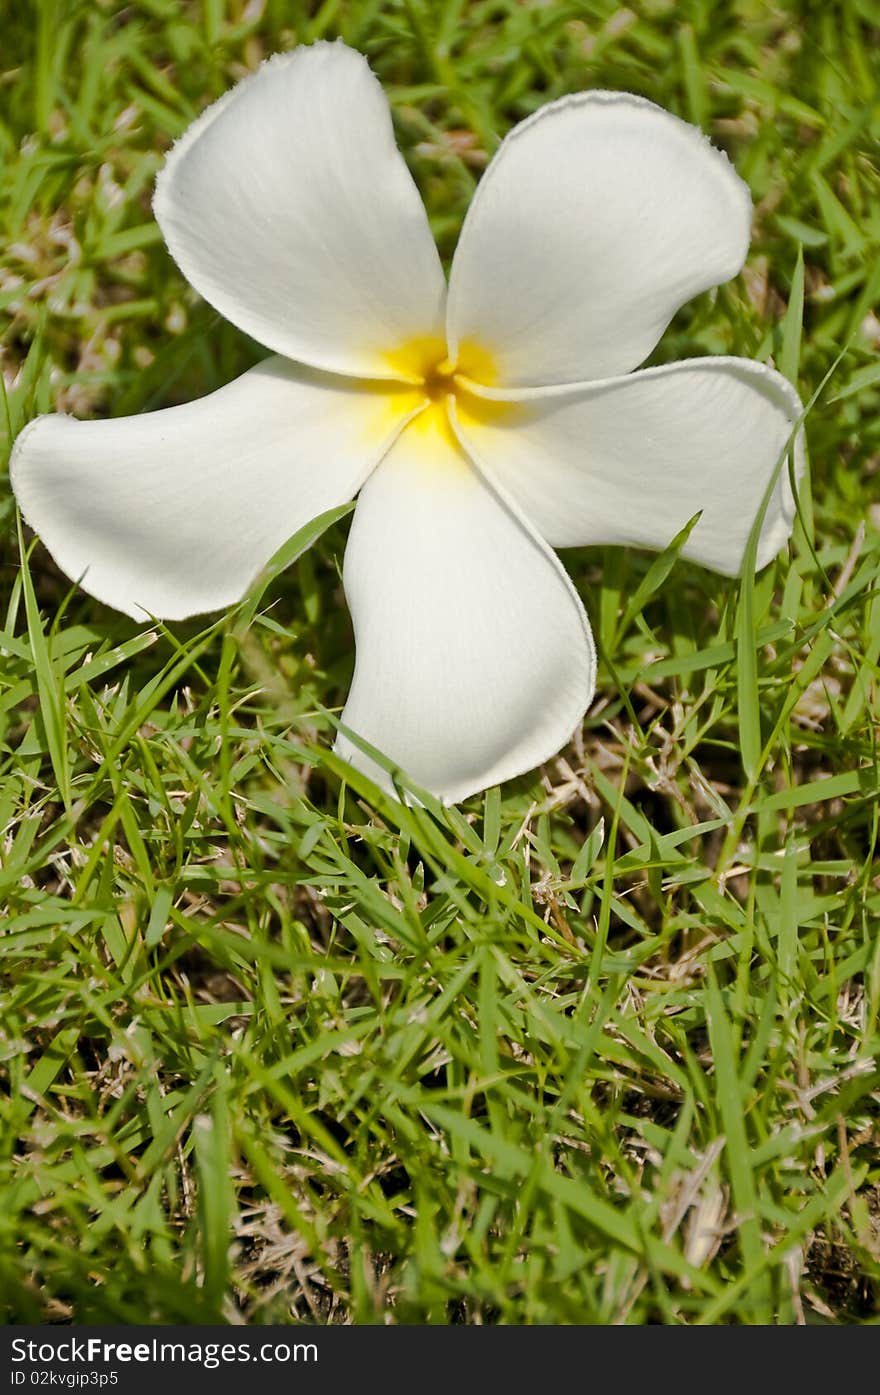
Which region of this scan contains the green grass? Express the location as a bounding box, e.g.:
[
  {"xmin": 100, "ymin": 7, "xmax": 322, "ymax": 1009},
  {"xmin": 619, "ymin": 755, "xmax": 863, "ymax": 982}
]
[{"xmin": 2, "ymin": 0, "xmax": 879, "ymax": 1325}]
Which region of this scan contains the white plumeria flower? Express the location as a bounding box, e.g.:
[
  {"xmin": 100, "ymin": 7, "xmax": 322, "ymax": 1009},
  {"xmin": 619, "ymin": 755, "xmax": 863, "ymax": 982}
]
[{"xmin": 11, "ymin": 41, "xmax": 804, "ymax": 804}]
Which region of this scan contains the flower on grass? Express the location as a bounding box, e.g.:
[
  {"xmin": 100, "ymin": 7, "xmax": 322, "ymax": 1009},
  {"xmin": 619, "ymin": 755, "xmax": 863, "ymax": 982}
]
[{"xmin": 11, "ymin": 42, "xmax": 804, "ymax": 803}]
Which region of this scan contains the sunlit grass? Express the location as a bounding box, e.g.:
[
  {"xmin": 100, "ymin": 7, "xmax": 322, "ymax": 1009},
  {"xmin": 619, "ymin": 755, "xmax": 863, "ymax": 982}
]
[{"xmin": 1, "ymin": 0, "xmax": 878, "ymax": 1324}]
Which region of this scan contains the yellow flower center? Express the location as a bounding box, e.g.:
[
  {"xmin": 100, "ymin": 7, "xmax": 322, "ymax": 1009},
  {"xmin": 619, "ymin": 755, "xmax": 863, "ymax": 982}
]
[
  {"xmin": 367, "ymin": 335, "xmax": 520, "ymax": 465},
  {"xmin": 382, "ymin": 334, "xmax": 498, "ymax": 388},
  {"xmin": 422, "ymin": 354, "xmax": 458, "ymax": 401}
]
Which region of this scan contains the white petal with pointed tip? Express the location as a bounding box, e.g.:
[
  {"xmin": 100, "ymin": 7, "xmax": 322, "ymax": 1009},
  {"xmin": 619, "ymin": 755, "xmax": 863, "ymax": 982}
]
[
  {"xmin": 335, "ymin": 411, "xmax": 596, "ymax": 802},
  {"xmin": 455, "ymin": 358, "xmax": 803, "ymax": 577},
  {"xmin": 11, "ymin": 358, "xmax": 419, "ymax": 620},
  {"xmin": 154, "ymin": 42, "xmax": 446, "ymax": 379},
  {"xmin": 447, "ymin": 92, "xmax": 751, "ymax": 388}
]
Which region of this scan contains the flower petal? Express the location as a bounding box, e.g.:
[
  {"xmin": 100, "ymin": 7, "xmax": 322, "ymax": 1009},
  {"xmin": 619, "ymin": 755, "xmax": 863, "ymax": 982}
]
[
  {"xmin": 454, "ymin": 358, "xmax": 804, "ymax": 577},
  {"xmin": 11, "ymin": 358, "xmax": 420, "ymax": 620},
  {"xmin": 154, "ymin": 42, "xmax": 446, "ymax": 379},
  {"xmin": 447, "ymin": 92, "xmax": 751, "ymax": 388},
  {"xmin": 335, "ymin": 410, "xmax": 596, "ymax": 803}
]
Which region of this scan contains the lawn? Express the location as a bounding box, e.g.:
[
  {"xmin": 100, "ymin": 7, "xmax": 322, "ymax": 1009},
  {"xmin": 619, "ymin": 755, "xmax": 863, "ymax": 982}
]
[{"xmin": 1, "ymin": 0, "xmax": 879, "ymax": 1325}]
